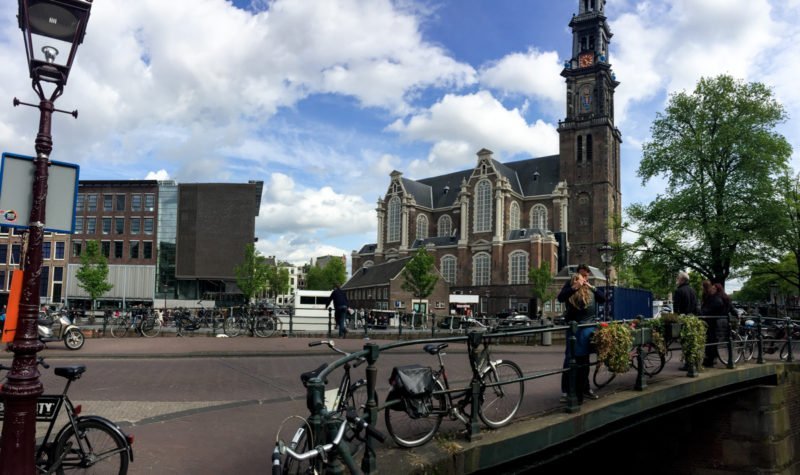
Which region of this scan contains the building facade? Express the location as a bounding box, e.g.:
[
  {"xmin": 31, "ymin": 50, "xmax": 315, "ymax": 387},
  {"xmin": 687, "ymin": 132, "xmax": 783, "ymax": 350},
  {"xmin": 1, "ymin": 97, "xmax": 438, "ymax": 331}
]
[{"xmin": 351, "ymin": 0, "xmax": 621, "ymax": 315}]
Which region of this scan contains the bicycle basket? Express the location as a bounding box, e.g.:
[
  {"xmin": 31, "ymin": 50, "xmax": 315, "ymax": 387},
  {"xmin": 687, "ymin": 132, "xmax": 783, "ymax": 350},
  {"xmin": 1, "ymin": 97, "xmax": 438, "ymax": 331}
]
[{"xmin": 388, "ymin": 364, "xmax": 434, "ymax": 419}]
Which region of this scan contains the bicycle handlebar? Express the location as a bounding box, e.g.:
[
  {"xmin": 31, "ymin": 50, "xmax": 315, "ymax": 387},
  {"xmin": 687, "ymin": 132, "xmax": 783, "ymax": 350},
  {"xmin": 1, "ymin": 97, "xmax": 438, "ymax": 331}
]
[
  {"xmin": 308, "ymin": 340, "xmax": 367, "ymax": 367},
  {"xmin": 279, "ymin": 410, "xmax": 385, "ymax": 465}
]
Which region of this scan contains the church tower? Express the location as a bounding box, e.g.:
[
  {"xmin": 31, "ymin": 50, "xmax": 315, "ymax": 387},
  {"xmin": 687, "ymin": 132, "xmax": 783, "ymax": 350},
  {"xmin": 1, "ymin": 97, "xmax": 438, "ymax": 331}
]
[{"xmin": 558, "ymin": 0, "xmax": 622, "ymax": 268}]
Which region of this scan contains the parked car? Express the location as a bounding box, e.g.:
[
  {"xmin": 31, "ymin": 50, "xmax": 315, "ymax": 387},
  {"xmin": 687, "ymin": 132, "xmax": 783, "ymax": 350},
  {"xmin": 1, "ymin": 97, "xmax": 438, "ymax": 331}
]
[{"xmin": 498, "ymin": 314, "xmax": 532, "ymax": 327}]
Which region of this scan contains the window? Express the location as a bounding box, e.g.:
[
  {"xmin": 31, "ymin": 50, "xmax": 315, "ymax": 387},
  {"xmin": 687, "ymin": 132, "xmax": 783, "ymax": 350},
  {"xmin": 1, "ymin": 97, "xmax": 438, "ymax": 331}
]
[
  {"xmin": 144, "ymin": 194, "xmax": 155, "ymax": 211},
  {"xmin": 441, "ymin": 255, "xmax": 457, "ymax": 284},
  {"xmin": 87, "ymin": 194, "xmax": 97, "ymax": 212},
  {"xmin": 437, "ymin": 215, "xmax": 452, "ymax": 237},
  {"xmin": 116, "ymin": 194, "xmax": 126, "ymax": 211},
  {"xmin": 577, "ymin": 135, "xmax": 583, "ymax": 162},
  {"xmin": 143, "ymin": 241, "xmax": 152, "ymax": 259},
  {"xmin": 509, "ymin": 202, "xmax": 521, "ymax": 231},
  {"xmin": 52, "ymin": 267, "xmax": 63, "ymax": 302},
  {"xmin": 586, "ymin": 134, "xmax": 593, "ymax": 161},
  {"xmin": 72, "ymin": 241, "xmax": 82, "ymax": 258},
  {"xmin": 0, "ymin": 270, "xmax": 5, "ymax": 291},
  {"xmin": 86, "ymin": 217, "xmax": 96, "ymax": 234},
  {"xmin": 0, "ymin": 226, "xmax": 9, "ymax": 235},
  {"xmin": 114, "ymin": 241, "xmax": 123, "ymax": 259},
  {"xmin": 144, "ymin": 218, "xmax": 154, "ymax": 234},
  {"xmin": 102, "ymin": 218, "xmax": 111, "ymax": 234},
  {"xmin": 0, "ymin": 244, "xmax": 6, "ymax": 263},
  {"xmin": 131, "ymin": 194, "xmax": 142, "ymax": 211},
  {"xmin": 531, "ymin": 204, "xmax": 548, "ymax": 230},
  {"xmin": 43, "ymin": 242, "xmax": 51, "ymax": 259},
  {"xmin": 76, "ymin": 194, "xmax": 85, "ymax": 212},
  {"xmin": 11, "ymin": 244, "xmax": 21, "ymax": 265},
  {"xmin": 101, "ymin": 241, "xmax": 110, "ymax": 258},
  {"xmin": 115, "ymin": 217, "xmax": 125, "ymax": 234},
  {"xmin": 474, "ymin": 180, "xmax": 492, "ymax": 233},
  {"xmin": 103, "ymin": 194, "xmax": 113, "ymax": 211},
  {"xmin": 130, "ymin": 218, "xmax": 141, "ymax": 234},
  {"xmin": 387, "ymin": 197, "xmax": 401, "ymax": 242},
  {"xmin": 509, "ymin": 251, "xmax": 529, "ymax": 284},
  {"xmin": 74, "ymin": 217, "xmax": 84, "ymax": 234},
  {"xmin": 473, "ymin": 253, "xmax": 490, "ymax": 286},
  {"xmin": 40, "ymin": 266, "xmax": 49, "ymax": 298},
  {"xmin": 55, "ymin": 242, "xmax": 65, "ymax": 259},
  {"xmin": 416, "ymin": 215, "xmax": 428, "ymax": 240},
  {"xmin": 130, "ymin": 241, "xmax": 139, "ymax": 259}
]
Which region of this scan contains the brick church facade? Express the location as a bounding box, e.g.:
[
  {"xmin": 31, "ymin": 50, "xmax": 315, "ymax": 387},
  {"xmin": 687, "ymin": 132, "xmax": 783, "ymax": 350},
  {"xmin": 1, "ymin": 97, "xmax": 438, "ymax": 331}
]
[{"xmin": 349, "ymin": 0, "xmax": 622, "ymax": 315}]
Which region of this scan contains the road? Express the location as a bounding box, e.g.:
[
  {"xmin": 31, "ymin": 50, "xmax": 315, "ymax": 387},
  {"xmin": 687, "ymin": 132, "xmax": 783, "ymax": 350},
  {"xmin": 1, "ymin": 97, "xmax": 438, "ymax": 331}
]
[{"xmin": 4, "ymin": 335, "xmax": 689, "ymax": 474}]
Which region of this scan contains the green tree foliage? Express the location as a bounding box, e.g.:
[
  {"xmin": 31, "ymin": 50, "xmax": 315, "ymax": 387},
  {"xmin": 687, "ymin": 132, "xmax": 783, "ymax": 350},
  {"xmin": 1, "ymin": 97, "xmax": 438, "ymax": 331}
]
[
  {"xmin": 305, "ymin": 258, "xmax": 347, "ymax": 290},
  {"xmin": 528, "ymin": 261, "xmax": 555, "ymax": 315},
  {"xmin": 75, "ymin": 240, "xmax": 113, "ymax": 309},
  {"xmin": 758, "ymin": 173, "xmax": 800, "ymax": 296},
  {"xmin": 401, "ymin": 248, "xmax": 439, "ymax": 299},
  {"xmin": 627, "ymin": 75, "xmax": 792, "ymax": 286},
  {"xmin": 234, "ymin": 244, "xmax": 269, "ymax": 302},
  {"xmin": 614, "ymin": 247, "xmax": 680, "ymax": 299},
  {"xmin": 265, "ymin": 265, "xmax": 290, "ymax": 298}
]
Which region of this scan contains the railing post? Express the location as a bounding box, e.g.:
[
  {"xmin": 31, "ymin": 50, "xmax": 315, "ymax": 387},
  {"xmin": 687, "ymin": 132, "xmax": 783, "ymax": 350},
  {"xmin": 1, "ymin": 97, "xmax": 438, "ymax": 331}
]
[
  {"xmin": 726, "ymin": 316, "xmax": 735, "ymax": 369},
  {"xmin": 465, "ymin": 330, "xmax": 484, "ymax": 441},
  {"xmin": 361, "ymin": 343, "xmax": 380, "ymax": 474},
  {"xmin": 566, "ymin": 321, "xmax": 581, "ymax": 413},
  {"xmin": 327, "ymin": 307, "xmax": 333, "ymax": 338},
  {"xmin": 756, "ymin": 313, "xmax": 765, "ymax": 364},
  {"xmin": 786, "ymin": 316, "xmax": 794, "ymax": 362},
  {"xmin": 431, "ymin": 313, "xmax": 436, "ymax": 338},
  {"xmin": 289, "ymin": 308, "xmax": 294, "ymax": 337},
  {"xmin": 634, "ymin": 328, "xmax": 647, "ymax": 391}
]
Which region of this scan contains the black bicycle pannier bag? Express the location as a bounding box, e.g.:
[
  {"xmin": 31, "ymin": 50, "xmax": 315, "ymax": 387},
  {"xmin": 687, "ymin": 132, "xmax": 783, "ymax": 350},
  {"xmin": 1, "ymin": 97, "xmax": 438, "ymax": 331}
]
[{"xmin": 388, "ymin": 364, "xmax": 434, "ymax": 418}]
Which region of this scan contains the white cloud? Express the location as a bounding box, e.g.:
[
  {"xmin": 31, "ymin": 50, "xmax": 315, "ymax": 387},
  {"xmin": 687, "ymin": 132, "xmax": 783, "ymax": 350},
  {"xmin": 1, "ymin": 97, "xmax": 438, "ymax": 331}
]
[
  {"xmin": 255, "ymin": 234, "xmax": 352, "ymax": 268},
  {"xmin": 145, "ymin": 169, "xmax": 170, "ymax": 180},
  {"xmin": 388, "ymin": 91, "xmax": 559, "ymax": 177},
  {"xmin": 479, "ymin": 48, "xmax": 564, "ymax": 109}
]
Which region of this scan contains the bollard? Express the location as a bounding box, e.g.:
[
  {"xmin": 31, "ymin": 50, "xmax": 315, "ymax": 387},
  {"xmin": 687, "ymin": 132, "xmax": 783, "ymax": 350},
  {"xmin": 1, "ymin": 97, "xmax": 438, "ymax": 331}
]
[{"xmin": 541, "ymin": 318, "xmax": 552, "ymax": 346}]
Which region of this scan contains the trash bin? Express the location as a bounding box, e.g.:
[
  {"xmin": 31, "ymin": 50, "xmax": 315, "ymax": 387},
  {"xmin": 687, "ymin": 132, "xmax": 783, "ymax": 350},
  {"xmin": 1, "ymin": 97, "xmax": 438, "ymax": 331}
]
[{"xmin": 540, "ymin": 318, "xmax": 552, "ymax": 346}]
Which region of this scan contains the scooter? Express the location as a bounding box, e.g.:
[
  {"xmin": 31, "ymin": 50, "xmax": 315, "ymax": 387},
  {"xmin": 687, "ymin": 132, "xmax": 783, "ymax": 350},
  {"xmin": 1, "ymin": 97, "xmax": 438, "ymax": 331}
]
[{"xmin": 38, "ymin": 311, "xmax": 85, "ymax": 350}]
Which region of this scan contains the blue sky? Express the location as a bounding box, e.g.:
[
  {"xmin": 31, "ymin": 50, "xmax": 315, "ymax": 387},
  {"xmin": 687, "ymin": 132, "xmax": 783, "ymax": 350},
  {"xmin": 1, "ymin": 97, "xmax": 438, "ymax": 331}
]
[{"xmin": 0, "ymin": 0, "xmax": 798, "ymax": 277}]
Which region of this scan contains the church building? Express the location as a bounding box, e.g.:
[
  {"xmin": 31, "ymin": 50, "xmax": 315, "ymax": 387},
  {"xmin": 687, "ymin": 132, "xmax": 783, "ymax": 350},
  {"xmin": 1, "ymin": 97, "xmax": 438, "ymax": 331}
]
[{"xmin": 349, "ymin": 0, "xmax": 622, "ymax": 315}]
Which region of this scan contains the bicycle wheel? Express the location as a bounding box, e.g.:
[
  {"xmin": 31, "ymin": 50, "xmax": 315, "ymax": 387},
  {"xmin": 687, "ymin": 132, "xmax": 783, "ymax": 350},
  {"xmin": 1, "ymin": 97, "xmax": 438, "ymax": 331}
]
[
  {"xmin": 342, "ymin": 383, "xmax": 377, "ymax": 457},
  {"xmin": 254, "ymin": 316, "xmax": 277, "ymax": 338},
  {"xmin": 779, "ymin": 340, "xmax": 800, "ymax": 361},
  {"xmin": 593, "ymin": 361, "xmax": 616, "ymax": 389},
  {"xmin": 479, "ymin": 360, "xmax": 524, "ymax": 429},
  {"xmin": 282, "ymin": 423, "xmax": 312, "ymax": 475},
  {"xmin": 384, "ymin": 379, "xmax": 445, "ymax": 448},
  {"xmin": 742, "ymin": 335, "xmax": 756, "ymax": 362},
  {"xmin": 109, "ymin": 318, "xmax": 128, "ymax": 338},
  {"xmin": 717, "ymin": 332, "xmax": 744, "ymax": 365},
  {"xmin": 631, "ymin": 343, "xmax": 666, "ymax": 376},
  {"xmin": 224, "ymin": 316, "xmax": 242, "ymax": 337},
  {"xmin": 140, "ymin": 316, "xmax": 162, "ymax": 338},
  {"xmin": 54, "ymin": 419, "xmax": 129, "ymax": 474}
]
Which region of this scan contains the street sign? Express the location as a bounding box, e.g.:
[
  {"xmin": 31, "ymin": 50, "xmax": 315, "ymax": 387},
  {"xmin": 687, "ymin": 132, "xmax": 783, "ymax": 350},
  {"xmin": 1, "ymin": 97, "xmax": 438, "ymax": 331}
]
[{"xmin": 0, "ymin": 152, "xmax": 79, "ymax": 233}]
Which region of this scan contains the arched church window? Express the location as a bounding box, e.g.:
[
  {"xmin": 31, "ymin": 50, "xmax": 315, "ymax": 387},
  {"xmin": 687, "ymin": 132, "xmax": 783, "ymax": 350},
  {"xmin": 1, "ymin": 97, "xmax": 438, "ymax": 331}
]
[
  {"xmin": 474, "ymin": 180, "xmax": 492, "ymax": 233},
  {"xmin": 587, "ymin": 134, "xmax": 593, "ymax": 161},
  {"xmin": 576, "ymin": 135, "xmax": 583, "ymax": 162},
  {"xmin": 416, "ymin": 214, "xmax": 428, "ymax": 240},
  {"xmin": 387, "ymin": 196, "xmax": 401, "ymax": 242},
  {"xmin": 509, "ymin": 251, "xmax": 529, "ymax": 285},
  {"xmin": 509, "ymin": 202, "xmax": 520, "ymax": 231},
  {"xmin": 473, "ymin": 253, "xmax": 490, "ymax": 286},
  {"xmin": 437, "ymin": 215, "xmax": 452, "ymax": 237},
  {"xmin": 441, "ymin": 255, "xmax": 457, "ymax": 284},
  {"xmin": 530, "ymin": 204, "xmax": 548, "ymax": 230}
]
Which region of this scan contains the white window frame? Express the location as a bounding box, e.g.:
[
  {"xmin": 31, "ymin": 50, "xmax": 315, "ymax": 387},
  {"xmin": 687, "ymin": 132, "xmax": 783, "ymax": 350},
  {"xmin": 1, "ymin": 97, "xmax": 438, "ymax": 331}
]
[
  {"xmin": 530, "ymin": 204, "xmax": 547, "ymax": 230},
  {"xmin": 508, "ymin": 251, "xmax": 529, "ymax": 285},
  {"xmin": 387, "ymin": 196, "xmax": 401, "ymax": 242},
  {"xmin": 474, "ymin": 179, "xmax": 492, "ymax": 233},
  {"xmin": 416, "ymin": 214, "xmax": 428, "ymax": 240},
  {"xmin": 472, "ymin": 252, "xmax": 491, "ymax": 286},
  {"xmin": 509, "ymin": 201, "xmax": 520, "ymax": 231},
  {"xmin": 441, "ymin": 255, "xmax": 457, "ymax": 285},
  {"xmin": 437, "ymin": 215, "xmax": 452, "ymax": 237}
]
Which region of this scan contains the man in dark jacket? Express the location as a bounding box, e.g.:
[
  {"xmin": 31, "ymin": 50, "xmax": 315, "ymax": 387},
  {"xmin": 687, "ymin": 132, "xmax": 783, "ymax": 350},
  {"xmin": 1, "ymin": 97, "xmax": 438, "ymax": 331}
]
[
  {"xmin": 673, "ymin": 271, "xmax": 698, "ymax": 315},
  {"xmin": 325, "ymin": 284, "xmax": 349, "ymax": 338}
]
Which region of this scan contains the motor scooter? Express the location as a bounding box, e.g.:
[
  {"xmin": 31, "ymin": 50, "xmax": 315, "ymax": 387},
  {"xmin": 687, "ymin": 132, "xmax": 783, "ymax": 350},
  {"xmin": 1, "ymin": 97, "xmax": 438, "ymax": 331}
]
[{"xmin": 38, "ymin": 311, "xmax": 85, "ymax": 350}]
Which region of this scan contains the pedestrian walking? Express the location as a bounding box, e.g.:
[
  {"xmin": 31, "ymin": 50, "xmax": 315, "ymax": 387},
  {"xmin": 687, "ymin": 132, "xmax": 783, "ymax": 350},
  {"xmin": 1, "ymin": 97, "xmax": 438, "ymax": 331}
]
[
  {"xmin": 673, "ymin": 271, "xmax": 698, "ymax": 315},
  {"xmin": 325, "ymin": 284, "xmax": 349, "ymax": 338}
]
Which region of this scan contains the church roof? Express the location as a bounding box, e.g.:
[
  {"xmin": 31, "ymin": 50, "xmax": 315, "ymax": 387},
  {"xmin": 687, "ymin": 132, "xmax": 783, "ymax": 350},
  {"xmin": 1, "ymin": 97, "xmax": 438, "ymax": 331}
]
[
  {"xmin": 344, "ymin": 257, "xmax": 413, "ymax": 289},
  {"xmin": 398, "ymin": 154, "xmax": 561, "ymax": 210}
]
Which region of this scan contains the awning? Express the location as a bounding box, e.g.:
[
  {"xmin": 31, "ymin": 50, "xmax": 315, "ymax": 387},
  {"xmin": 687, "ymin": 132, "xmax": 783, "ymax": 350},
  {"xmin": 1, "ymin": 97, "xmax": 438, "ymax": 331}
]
[{"xmin": 450, "ymin": 294, "xmax": 479, "ymax": 304}]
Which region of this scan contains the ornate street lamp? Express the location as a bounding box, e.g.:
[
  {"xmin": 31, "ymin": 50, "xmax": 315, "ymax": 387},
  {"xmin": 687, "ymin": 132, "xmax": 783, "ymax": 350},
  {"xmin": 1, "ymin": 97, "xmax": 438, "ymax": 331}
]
[
  {"xmin": 1, "ymin": 1, "xmax": 93, "ymax": 472},
  {"xmin": 598, "ymin": 241, "xmax": 614, "ymax": 321}
]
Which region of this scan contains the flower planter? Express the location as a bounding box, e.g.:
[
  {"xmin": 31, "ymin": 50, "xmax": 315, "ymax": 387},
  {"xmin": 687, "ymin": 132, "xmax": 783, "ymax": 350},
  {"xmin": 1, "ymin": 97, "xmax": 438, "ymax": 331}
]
[
  {"xmin": 664, "ymin": 322, "xmax": 682, "ymax": 340},
  {"xmin": 632, "ymin": 327, "xmax": 652, "ymax": 346}
]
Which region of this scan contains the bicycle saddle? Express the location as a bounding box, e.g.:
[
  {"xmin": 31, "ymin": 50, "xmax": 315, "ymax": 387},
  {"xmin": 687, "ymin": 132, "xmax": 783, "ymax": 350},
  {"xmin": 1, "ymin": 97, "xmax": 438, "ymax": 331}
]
[
  {"xmin": 55, "ymin": 365, "xmax": 86, "ymax": 380},
  {"xmin": 300, "ymin": 363, "xmax": 328, "ymax": 385},
  {"xmin": 423, "ymin": 343, "xmax": 448, "ymax": 355}
]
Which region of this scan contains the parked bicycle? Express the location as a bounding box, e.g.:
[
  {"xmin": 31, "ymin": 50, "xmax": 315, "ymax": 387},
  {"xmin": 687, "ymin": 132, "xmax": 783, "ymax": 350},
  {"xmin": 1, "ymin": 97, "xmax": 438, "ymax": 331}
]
[
  {"xmin": 224, "ymin": 306, "xmax": 279, "ymax": 338},
  {"xmin": 110, "ymin": 309, "xmax": 162, "ymax": 338},
  {"xmin": 593, "ymin": 339, "xmax": 665, "ymax": 389},
  {"xmin": 0, "ymin": 358, "xmax": 134, "ymax": 473},
  {"xmin": 274, "ymin": 409, "xmax": 384, "ymax": 475},
  {"xmin": 383, "ymin": 340, "xmax": 524, "ymax": 448},
  {"xmin": 279, "ymin": 339, "xmax": 375, "ymax": 474}
]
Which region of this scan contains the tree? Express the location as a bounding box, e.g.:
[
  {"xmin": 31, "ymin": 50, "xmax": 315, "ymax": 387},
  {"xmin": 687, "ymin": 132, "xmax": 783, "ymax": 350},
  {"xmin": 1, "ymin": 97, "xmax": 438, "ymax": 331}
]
[
  {"xmin": 305, "ymin": 258, "xmax": 347, "ymax": 290},
  {"xmin": 626, "ymin": 75, "xmax": 793, "ymax": 286},
  {"xmin": 759, "ymin": 173, "xmax": 800, "ymax": 297},
  {"xmin": 528, "ymin": 261, "xmax": 555, "ymax": 317},
  {"xmin": 234, "ymin": 244, "xmax": 269, "ymax": 302},
  {"xmin": 75, "ymin": 240, "xmax": 113, "ymax": 311},
  {"xmin": 265, "ymin": 265, "xmax": 290, "ymax": 299},
  {"xmin": 401, "ymin": 248, "xmax": 439, "ymax": 301}
]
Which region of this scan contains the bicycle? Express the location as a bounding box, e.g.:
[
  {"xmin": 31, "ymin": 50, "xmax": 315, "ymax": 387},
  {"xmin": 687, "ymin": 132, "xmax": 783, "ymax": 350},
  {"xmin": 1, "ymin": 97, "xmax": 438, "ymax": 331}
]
[
  {"xmin": 110, "ymin": 309, "xmax": 162, "ymax": 338},
  {"xmin": 0, "ymin": 358, "xmax": 134, "ymax": 473},
  {"xmin": 280, "ymin": 340, "xmax": 375, "ymax": 474},
  {"xmin": 273, "ymin": 409, "xmax": 385, "ymax": 475},
  {"xmin": 223, "ymin": 306, "xmax": 277, "ymax": 338},
  {"xmin": 383, "ymin": 340, "xmax": 524, "ymax": 448},
  {"xmin": 593, "ymin": 340, "xmax": 665, "ymax": 389}
]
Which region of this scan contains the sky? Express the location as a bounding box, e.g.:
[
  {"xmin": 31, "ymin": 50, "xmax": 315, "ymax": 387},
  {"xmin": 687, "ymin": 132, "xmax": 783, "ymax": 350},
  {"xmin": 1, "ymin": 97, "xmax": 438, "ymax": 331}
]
[{"xmin": 0, "ymin": 0, "xmax": 798, "ymax": 280}]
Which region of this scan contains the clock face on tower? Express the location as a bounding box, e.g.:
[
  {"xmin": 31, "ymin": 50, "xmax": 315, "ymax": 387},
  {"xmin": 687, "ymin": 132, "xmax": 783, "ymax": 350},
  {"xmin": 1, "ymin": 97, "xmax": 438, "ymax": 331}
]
[{"xmin": 578, "ymin": 52, "xmax": 594, "ymax": 68}]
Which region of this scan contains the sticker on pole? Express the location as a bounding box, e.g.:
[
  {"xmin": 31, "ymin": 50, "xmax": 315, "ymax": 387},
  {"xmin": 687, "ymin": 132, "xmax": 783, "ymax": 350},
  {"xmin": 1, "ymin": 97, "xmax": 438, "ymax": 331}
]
[{"xmin": 0, "ymin": 152, "xmax": 80, "ymax": 233}]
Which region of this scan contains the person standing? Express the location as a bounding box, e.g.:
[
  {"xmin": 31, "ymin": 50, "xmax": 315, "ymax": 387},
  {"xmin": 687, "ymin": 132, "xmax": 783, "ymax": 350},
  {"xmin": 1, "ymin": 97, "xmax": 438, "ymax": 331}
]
[
  {"xmin": 325, "ymin": 284, "xmax": 349, "ymax": 338},
  {"xmin": 558, "ymin": 264, "xmax": 605, "ymax": 403},
  {"xmin": 700, "ymin": 280, "xmax": 727, "ymax": 367},
  {"xmin": 673, "ymin": 271, "xmax": 698, "ymax": 315}
]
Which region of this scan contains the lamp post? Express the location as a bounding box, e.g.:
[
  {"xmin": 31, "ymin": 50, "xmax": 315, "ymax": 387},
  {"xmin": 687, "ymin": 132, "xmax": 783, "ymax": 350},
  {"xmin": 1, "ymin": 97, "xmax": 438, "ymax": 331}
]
[
  {"xmin": 598, "ymin": 241, "xmax": 614, "ymax": 321},
  {"xmin": 1, "ymin": 1, "xmax": 93, "ymax": 472}
]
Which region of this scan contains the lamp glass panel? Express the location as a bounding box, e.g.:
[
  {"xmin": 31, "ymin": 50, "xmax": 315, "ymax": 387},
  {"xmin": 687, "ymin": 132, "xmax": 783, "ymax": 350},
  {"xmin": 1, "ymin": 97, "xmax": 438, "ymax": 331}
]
[{"xmin": 28, "ymin": 2, "xmax": 80, "ymax": 41}]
